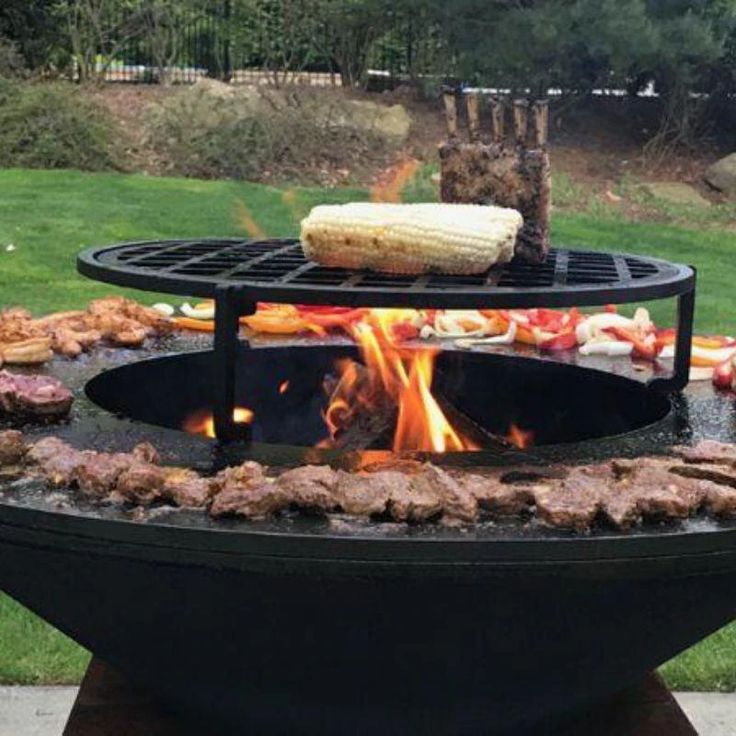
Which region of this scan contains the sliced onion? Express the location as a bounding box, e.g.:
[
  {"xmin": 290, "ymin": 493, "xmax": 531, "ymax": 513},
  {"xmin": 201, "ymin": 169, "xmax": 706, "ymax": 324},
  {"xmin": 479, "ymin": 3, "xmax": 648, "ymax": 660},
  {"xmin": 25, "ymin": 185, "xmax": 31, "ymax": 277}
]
[
  {"xmin": 579, "ymin": 340, "xmax": 633, "ymax": 357},
  {"xmin": 152, "ymin": 303, "xmax": 175, "ymax": 317},
  {"xmin": 690, "ymin": 366, "xmax": 715, "ymax": 382},
  {"xmin": 181, "ymin": 302, "xmax": 215, "ymax": 320},
  {"xmin": 455, "ymin": 321, "xmax": 518, "ymax": 350}
]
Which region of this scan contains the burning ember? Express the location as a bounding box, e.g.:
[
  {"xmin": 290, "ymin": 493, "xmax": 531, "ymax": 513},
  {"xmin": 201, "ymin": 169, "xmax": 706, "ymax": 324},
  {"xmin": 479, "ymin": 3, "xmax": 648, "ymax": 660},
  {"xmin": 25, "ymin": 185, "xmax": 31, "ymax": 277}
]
[
  {"xmin": 506, "ymin": 423, "xmax": 534, "ymax": 450},
  {"xmin": 183, "ymin": 407, "xmax": 254, "ymax": 439},
  {"xmin": 321, "ymin": 310, "xmax": 480, "ymax": 453}
]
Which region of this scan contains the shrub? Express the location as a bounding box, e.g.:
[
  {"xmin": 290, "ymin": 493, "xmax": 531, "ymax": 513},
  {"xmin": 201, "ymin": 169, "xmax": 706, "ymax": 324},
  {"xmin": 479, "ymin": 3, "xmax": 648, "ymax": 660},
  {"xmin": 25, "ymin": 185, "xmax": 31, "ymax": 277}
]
[
  {"xmin": 0, "ymin": 36, "xmax": 26, "ymax": 78},
  {"xmin": 0, "ymin": 82, "xmax": 118, "ymax": 171},
  {"xmin": 145, "ymin": 83, "xmax": 401, "ymax": 183}
]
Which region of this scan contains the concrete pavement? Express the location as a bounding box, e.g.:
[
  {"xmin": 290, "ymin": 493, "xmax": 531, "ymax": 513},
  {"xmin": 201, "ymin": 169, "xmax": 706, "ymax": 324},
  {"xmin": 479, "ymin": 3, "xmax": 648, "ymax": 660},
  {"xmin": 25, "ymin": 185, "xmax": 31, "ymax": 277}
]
[{"xmin": 1, "ymin": 687, "xmax": 735, "ymax": 735}]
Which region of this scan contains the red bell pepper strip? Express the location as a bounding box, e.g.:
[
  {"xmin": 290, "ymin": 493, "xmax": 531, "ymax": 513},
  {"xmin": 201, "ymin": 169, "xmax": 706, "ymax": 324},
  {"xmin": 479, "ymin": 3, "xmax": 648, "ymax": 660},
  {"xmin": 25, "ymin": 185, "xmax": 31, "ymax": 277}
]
[
  {"xmin": 537, "ymin": 331, "xmax": 578, "ymax": 352},
  {"xmin": 296, "ymin": 307, "xmax": 367, "ymax": 330},
  {"xmin": 391, "ymin": 322, "xmax": 420, "ymax": 342}
]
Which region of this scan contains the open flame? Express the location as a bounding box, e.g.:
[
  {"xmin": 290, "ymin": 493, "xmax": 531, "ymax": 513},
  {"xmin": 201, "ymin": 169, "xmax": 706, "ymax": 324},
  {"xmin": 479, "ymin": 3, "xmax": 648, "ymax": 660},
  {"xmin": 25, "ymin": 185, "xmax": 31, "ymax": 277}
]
[
  {"xmin": 322, "ymin": 309, "xmax": 479, "ymax": 453},
  {"xmin": 179, "ymin": 307, "xmax": 536, "ymax": 451},
  {"xmin": 183, "ymin": 407, "xmax": 254, "ymax": 439},
  {"xmin": 506, "ymin": 423, "xmax": 534, "ymax": 450}
]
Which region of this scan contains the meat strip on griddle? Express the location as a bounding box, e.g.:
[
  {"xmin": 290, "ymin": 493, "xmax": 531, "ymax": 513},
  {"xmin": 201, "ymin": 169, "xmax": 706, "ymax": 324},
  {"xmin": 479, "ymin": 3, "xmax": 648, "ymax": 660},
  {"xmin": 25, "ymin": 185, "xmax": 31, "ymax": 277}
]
[
  {"xmin": 533, "ymin": 468, "xmax": 608, "ymax": 531},
  {"xmin": 26, "ymin": 437, "xmax": 88, "ymax": 486},
  {"xmin": 115, "ymin": 463, "xmax": 167, "ymax": 505},
  {"xmin": 276, "ymin": 465, "xmax": 338, "ymax": 513},
  {"xmin": 333, "ymin": 470, "xmax": 395, "ymax": 517},
  {"xmin": 162, "ymin": 468, "xmax": 213, "ymax": 509},
  {"xmin": 460, "ymin": 473, "xmax": 536, "ymax": 517},
  {"xmin": 675, "ymin": 440, "xmax": 736, "ymax": 466},
  {"xmin": 209, "ymin": 461, "xmax": 287, "ymax": 518},
  {"xmin": 210, "ymin": 480, "xmax": 288, "ymax": 519},
  {"xmin": 73, "ymin": 452, "xmax": 137, "ymax": 498}
]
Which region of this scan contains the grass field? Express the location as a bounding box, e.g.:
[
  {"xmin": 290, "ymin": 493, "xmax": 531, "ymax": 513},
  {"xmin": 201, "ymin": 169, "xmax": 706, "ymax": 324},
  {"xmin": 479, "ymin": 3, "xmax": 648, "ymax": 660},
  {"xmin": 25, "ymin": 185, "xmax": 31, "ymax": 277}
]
[{"xmin": 0, "ymin": 168, "xmax": 735, "ymax": 688}]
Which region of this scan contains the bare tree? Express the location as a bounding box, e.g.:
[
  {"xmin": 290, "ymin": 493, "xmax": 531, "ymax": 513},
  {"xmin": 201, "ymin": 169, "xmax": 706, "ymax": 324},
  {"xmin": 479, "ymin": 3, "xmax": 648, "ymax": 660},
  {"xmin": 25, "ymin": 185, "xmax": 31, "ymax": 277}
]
[
  {"xmin": 57, "ymin": 0, "xmax": 147, "ymax": 83},
  {"xmin": 140, "ymin": 0, "xmax": 204, "ymax": 85}
]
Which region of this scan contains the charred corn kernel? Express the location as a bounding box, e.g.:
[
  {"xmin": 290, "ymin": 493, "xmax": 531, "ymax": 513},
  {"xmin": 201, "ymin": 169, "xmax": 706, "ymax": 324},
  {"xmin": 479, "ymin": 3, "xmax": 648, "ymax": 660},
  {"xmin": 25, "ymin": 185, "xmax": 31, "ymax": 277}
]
[{"xmin": 300, "ymin": 203, "xmax": 523, "ymax": 275}]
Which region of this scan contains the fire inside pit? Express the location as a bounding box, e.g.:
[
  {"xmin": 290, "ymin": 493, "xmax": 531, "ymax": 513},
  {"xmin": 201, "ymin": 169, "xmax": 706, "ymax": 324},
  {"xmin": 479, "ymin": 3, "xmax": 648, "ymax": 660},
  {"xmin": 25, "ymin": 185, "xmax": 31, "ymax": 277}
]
[{"xmin": 86, "ymin": 342, "xmax": 671, "ymax": 453}]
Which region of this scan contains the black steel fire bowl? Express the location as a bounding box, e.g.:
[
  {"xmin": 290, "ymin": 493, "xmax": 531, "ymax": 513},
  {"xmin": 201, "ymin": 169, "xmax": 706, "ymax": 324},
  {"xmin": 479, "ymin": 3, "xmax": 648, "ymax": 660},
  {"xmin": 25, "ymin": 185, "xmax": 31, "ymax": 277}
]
[{"xmin": 0, "ymin": 335, "xmax": 735, "ymax": 735}]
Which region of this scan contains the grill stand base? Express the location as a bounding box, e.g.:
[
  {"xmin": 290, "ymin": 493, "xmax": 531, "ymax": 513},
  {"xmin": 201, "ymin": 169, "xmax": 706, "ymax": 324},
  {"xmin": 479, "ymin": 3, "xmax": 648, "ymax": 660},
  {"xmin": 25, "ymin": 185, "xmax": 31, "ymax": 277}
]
[{"xmin": 62, "ymin": 659, "xmax": 696, "ymax": 736}]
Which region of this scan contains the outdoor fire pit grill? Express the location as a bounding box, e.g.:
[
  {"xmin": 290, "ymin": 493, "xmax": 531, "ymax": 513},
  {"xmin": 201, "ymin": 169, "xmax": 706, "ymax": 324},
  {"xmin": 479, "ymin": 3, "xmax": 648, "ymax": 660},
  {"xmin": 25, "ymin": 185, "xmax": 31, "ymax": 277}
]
[{"xmin": 1, "ymin": 236, "xmax": 734, "ymax": 735}]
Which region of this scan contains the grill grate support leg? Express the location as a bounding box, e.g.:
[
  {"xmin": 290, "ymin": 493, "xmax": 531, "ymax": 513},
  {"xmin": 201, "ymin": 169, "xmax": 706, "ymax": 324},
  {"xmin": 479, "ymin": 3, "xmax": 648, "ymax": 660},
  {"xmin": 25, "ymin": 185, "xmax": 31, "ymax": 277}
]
[
  {"xmin": 649, "ymin": 268, "xmax": 696, "ymax": 394},
  {"xmin": 213, "ymin": 286, "xmax": 255, "ymax": 442}
]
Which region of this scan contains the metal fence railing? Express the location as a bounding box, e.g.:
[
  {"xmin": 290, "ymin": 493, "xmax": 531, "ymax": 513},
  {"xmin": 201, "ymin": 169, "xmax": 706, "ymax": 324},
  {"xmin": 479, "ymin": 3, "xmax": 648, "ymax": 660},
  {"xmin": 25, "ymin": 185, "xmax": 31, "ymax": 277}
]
[{"xmin": 79, "ymin": 2, "xmax": 437, "ymax": 87}]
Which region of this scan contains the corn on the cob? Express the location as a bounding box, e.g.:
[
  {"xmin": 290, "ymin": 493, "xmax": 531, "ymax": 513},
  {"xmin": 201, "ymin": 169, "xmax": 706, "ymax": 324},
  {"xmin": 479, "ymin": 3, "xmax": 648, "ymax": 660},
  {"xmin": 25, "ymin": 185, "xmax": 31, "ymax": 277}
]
[{"xmin": 300, "ymin": 203, "xmax": 523, "ymax": 275}]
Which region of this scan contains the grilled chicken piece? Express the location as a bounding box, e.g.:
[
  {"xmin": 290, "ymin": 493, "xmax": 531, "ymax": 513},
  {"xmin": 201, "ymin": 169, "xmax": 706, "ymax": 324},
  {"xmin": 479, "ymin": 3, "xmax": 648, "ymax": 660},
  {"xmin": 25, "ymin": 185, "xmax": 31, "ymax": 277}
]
[{"xmin": 439, "ymin": 91, "xmax": 551, "ymax": 264}]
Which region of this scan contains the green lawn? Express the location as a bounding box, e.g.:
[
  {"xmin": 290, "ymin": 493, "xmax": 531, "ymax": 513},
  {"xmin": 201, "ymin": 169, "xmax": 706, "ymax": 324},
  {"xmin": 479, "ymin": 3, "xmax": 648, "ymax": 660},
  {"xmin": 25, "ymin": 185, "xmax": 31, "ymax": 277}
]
[{"xmin": 0, "ymin": 168, "xmax": 735, "ymax": 688}]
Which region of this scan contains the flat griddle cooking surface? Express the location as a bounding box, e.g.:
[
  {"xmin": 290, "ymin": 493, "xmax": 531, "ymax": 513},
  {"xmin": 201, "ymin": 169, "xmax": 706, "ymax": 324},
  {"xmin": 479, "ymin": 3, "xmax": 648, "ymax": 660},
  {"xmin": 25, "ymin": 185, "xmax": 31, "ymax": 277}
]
[{"xmin": 1, "ymin": 334, "xmax": 735, "ymax": 550}]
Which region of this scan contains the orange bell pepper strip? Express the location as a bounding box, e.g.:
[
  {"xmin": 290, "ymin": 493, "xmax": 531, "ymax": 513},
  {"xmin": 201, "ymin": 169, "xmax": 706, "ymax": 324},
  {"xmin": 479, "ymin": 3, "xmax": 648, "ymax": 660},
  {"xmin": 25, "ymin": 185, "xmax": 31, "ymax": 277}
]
[{"xmin": 172, "ymin": 317, "xmax": 215, "ymax": 332}]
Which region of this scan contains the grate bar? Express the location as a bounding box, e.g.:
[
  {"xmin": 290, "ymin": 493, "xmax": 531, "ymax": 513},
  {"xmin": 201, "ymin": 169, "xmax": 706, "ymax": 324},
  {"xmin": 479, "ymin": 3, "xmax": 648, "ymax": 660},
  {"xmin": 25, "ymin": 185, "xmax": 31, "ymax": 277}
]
[{"xmin": 78, "ymin": 238, "xmax": 695, "ymax": 310}]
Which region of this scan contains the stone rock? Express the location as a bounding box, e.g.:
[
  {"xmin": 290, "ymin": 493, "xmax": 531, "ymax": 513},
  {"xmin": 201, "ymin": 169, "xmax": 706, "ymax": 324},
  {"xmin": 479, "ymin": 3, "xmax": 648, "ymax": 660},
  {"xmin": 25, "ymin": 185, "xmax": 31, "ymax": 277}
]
[
  {"xmin": 641, "ymin": 182, "xmax": 711, "ymax": 208},
  {"xmin": 339, "ymin": 100, "xmax": 412, "ymax": 142},
  {"xmin": 705, "ymin": 153, "xmax": 736, "ymax": 197},
  {"xmin": 192, "ymin": 77, "xmax": 236, "ymax": 99}
]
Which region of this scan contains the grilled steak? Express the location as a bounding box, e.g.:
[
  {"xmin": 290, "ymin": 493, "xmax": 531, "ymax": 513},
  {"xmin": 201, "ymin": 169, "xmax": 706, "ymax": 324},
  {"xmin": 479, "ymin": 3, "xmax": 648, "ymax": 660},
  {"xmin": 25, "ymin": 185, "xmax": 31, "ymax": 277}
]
[
  {"xmin": 670, "ymin": 463, "xmax": 736, "ymax": 489},
  {"xmin": 276, "ymin": 465, "xmax": 338, "ymax": 512},
  {"xmin": 534, "ymin": 470, "xmax": 604, "ymax": 531},
  {"xmin": 420, "ymin": 465, "xmax": 478, "ymax": 523},
  {"xmin": 210, "ymin": 481, "xmax": 288, "ymax": 519},
  {"xmin": 676, "ymin": 440, "xmax": 736, "ymax": 466},
  {"xmin": 74, "ymin": 453, "xmax": 135, "ymax": 498},
  {"xmin": 388, "ymin": 467, "xmax": 444, "ymax": 523},
  {"xmin": 461, "ymin": 473, "xmax": 536, "ymax": 516},
  {"xmin": 26, "ymin": 438, "xmax": 87, "ymax": 487},
  {"xmin": 702, "ymin": 482, "xmax": 736, "ymax": 517},
  {"xmin": 11, "ymin": 430, "xmax": 736, "ymax": 531},
  {"xmin": 211, "ymin": 462, "xmax": 267, "ymax": 495},
  {"xmin": 116, "ymin": 463, "xmax": 167, "ymax": 505},
  {"xmin": 133, "ymin": 442, "xmax": 161, "ymax": 465},
  {"xmin": 0, "ymin": 430, "xmax": 27, "ymax": 466},
  {"xmin": 334, "ymin": 470, "xmax": 394, "ymax": 517},
  {"xmin": 163, "ymin": 468, "xmax": 212, "ymax": 508},
  {"xmin": 0, "ymin": 371, "xmax": 73, "ymax": 418}
]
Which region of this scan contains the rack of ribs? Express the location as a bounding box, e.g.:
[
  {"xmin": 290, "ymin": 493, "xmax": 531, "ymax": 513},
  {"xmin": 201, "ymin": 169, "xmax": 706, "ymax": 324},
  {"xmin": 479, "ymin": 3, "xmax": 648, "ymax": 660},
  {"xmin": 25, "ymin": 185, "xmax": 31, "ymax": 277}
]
[{"xmin": 439, "ymin": 89, "xmax": 551, "ymax": 264}]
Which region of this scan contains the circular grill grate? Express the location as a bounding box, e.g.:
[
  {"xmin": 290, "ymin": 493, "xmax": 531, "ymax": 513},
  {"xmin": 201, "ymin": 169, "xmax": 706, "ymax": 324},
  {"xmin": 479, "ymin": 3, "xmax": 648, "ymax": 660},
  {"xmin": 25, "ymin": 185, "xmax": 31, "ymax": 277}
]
[{"xmin": 79, "ymin": 238, "xmax": 693, "ymax": 308}]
